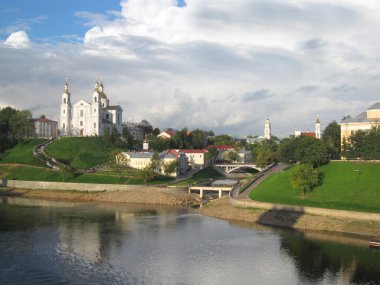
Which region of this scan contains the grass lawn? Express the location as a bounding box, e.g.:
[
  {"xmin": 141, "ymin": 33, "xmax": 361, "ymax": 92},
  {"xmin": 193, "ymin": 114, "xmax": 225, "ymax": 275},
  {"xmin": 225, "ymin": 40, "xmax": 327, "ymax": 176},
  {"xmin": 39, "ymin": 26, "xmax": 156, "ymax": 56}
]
[
  {"xmin": 172, "ymin": 166, "xmax": 225, "ymax": 186},
  {"xmin": 45, "ymin": 137, "xmax": 127, "ymax": 169},
  {"xmin": 0, "ymin": 139, "xmax": 45, "ymax": 166},
  {"xmin": 249, "ymin": 161, "xmax": 380, "ymax": 213},
  {"xmin": 0, "ymin": 164, "xmax": 175, "ymax": 185}
]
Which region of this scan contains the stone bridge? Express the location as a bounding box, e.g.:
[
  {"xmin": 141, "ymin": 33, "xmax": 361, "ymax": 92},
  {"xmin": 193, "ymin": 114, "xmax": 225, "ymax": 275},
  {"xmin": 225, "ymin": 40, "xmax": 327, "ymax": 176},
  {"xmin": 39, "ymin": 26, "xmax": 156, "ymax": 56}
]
[{"xmin": 214, "ymin": 164, "xmax": 262, "ymax": 173}]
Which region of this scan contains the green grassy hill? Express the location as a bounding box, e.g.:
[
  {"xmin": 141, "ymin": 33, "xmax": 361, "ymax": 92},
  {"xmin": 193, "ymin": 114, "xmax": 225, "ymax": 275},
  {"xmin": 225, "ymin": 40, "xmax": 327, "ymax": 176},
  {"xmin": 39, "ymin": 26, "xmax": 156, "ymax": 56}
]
[
  {"xmin": 0, "ymin": 139, "xmax": 45, "ymax": 166},
  {"xmin": 249, "ymin": 162, "xmax": 380, "ymax": 213},
  {"xmin": 45, "ymin": 137, "xmax": 126, "ymax": 169}
]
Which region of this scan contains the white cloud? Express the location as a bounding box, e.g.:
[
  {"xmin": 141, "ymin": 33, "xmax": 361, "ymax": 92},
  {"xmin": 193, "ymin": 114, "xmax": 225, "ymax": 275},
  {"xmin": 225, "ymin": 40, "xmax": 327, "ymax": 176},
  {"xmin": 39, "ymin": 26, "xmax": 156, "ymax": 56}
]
[
  {"xmin": 1, "ymin": 0, "xmax": 380, "ymax": 137},
  {"xmin": 4, "ymin": 31, "xmax": 30, "ymax": 48}
]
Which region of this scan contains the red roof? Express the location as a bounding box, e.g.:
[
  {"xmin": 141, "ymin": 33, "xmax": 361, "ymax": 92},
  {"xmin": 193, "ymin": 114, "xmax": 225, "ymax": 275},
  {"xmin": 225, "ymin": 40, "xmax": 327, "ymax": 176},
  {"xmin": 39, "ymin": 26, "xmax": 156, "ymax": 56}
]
[
  {"xmin": 176, "ymin": 149, "xmax": 208, "ymax": 154},
  {"xmin": 207, "ymin": 145, "xmax": 235, "ymax": 151},
  {"xmin": 300, "ymin": 132, "xmax": 316, "ymax": 138},
  {"xmin": 31, "ymin": 118, "xmax": 57, "ymax": 123}
]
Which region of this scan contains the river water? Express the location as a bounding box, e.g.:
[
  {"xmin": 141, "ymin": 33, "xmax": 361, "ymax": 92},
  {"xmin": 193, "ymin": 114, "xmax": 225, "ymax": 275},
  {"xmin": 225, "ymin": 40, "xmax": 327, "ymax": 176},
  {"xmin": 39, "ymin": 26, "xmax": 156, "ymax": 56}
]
[{"xmin": 0, "ymin": 196, "xmax": 379, "ymax": 285}]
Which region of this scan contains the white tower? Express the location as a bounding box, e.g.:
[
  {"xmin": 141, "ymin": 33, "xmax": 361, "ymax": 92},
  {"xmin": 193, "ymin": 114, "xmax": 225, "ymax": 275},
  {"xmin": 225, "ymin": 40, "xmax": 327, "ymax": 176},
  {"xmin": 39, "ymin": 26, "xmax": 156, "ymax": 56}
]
[
  {"xmin": 60, "ymin": 82, "xmax": 72, "ymax": 136},
  {"xmin": 315, "ymin": 117, "xmax": 321, "ymax": 139},
  {"xmin": 91, "ymin": 82, "xmax": 101, "ymax": 136},
  {"xmin": 264, "ymin": 118, "xmax": 271, "ymax": 140}
]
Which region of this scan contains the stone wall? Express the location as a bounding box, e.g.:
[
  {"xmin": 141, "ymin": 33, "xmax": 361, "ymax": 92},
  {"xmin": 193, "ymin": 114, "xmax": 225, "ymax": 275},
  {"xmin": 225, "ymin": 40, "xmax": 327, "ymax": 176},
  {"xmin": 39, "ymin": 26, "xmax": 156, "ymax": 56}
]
[
  {"xmin": 0, "ymin": 179, "xmax": 144, "ymax": 192},
  {"xmin": 230, "ymin": 198, "xmax": 380, "ymax": 221}
]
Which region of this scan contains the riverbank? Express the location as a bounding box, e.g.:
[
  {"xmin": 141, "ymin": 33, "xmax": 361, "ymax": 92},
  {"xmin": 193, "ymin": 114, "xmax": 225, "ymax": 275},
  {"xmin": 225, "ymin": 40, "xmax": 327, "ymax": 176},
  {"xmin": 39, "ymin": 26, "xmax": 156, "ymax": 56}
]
[
  {"xmin": 0, "ymin": 187, "xmax": 201, "ymax": 206},
  {"xmin": 198, "ymin": 197, "xmax": 380, "ymax": 238}
]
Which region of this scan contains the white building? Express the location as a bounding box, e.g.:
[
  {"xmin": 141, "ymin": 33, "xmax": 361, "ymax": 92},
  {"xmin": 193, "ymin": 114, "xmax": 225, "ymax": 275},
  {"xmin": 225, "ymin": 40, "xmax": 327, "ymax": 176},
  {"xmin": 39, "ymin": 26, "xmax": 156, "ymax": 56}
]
[
  {"xmin": 294, "ymin": 117, "xmax": 321, "ymax": 139},
  {"xmin": 264, "ymin": 118, "xmax": 271, "ymax": 139},
  {"xmin": 172, "ymin": 149, "xmax": 209, "ymax": 167},
  {"xmin": 60, "ymin": 81, "xmax": 123, "ymax": 137},
  {"xmin": 120, "ymin": 151, "xmax": 187, "ymax": 177},
  {"xmin": 31, "ymin": 117, "xmax": 58, "ymax": 138}
]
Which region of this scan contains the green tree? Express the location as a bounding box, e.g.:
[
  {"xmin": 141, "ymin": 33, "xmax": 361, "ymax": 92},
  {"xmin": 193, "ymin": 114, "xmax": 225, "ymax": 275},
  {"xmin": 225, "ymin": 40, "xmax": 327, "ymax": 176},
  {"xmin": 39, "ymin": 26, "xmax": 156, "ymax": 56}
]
[
  {"xmin": 149, "ymin": 151, "xmax": 160, "ymax": 171},
  {"xmin": 278, "ymin": 137, "xmax": 299, "ymax": 164},
  {"xmin": 138, "ymin": 167, "xmax": 156, "ymax": 184},
  {"xmin": 103, "ymin": 126, "xmax": 111, "ymax": 145},
  {"xmin": 206, "ymin": 147, "xmax": 219, "ymax": 164},
  {"xmin": 138, "ymin": 119, "xmax": 153, "ymax": 136},
  {"xmin": 256, "ymin": 141, "xmax": 277, "ymax": 168},
  {"xmin": 212, "ymin": 134, "xmax": 234, "ymax": 146},
  {"xmin": 295, "ymin": 137, "xmax": 329, "ymax": 167},
  {"xmin": 152, "ymin": 127, "xmax": 160, "ymax": 136},
  {"xmin": 190, "ymin": 129, "xmax": 206, "ymax": 149},
  {"xmin": 322, "ymin": 121, "xmax": 341, "ymax": 159},
  {"xmin": 122, "ymin": 126, "xmax": 135, "ymax": 149},
  {"xmin": 9, "ymin": 109, "xmax": 33, "ymax": 143},
  {"xmin": 108, "ymin": 150, "xmax": 130, "ymax": 181},
  {"xmin": 0, "ymin": 106, "xmax": 17, "ymax": 151},
  {"xmin": 162, "ymin": 160, "xmax": 179, "ymax": 176},
  {"xmin": 227, "ymin": 150, "xmax": 239, "ymax": 163},
  {"xmin": 110, "ymin": 127, "xmax": 119, "ymax": 145},
  {"xmin": 290, "ymin": 164, "xmax": 321, "ymax": 196}
]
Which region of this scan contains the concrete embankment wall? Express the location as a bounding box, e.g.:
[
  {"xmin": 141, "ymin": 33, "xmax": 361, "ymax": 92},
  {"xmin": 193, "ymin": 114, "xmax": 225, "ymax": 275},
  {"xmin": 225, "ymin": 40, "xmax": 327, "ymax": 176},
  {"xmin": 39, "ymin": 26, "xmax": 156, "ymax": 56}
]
[
  {"xmin": 230, "ymin": 198, "xmax": 380, "ymax": 222},
  {"xmin": 0, "ymin": 179, "xmax": 147, "ymax": 192}
]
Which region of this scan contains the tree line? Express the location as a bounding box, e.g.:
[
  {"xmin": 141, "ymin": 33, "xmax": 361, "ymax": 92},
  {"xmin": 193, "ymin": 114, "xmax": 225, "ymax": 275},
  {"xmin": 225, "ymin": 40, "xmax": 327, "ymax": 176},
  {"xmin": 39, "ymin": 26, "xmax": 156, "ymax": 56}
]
[{"xmin": 0, "ymin": 107, "xmax": 34, "ymax": 152}]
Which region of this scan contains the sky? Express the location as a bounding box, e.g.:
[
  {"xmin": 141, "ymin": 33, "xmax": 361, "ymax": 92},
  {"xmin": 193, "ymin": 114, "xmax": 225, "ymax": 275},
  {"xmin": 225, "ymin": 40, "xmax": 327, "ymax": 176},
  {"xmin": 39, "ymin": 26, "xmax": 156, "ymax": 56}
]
[{"xmin": 0, "ymin": 0, "xmax": 379, "ymax": 137}]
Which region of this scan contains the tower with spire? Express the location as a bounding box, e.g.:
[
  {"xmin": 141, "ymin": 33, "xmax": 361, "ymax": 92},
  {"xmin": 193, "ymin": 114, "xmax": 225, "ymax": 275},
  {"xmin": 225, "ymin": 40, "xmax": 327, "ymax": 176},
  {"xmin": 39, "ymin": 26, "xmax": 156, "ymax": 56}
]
[
  {"xmin": 264, "ymin": 118, "xmax": 271, "ymax": 140},
  {"xmin": 60, "ymin": 81, "xmax": 72, "ymax": 136},
  {"xmin": 315, "ymin": 117, "xmax": 321, "ymax": 139}
]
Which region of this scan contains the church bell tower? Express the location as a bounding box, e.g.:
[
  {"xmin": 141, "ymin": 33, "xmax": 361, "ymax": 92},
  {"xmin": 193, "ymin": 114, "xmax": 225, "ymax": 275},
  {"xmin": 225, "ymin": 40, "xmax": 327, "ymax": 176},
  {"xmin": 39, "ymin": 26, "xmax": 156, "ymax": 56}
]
[
  {"xmin": 315, "ymin": 117, "xmax": 321, "ymax": 139},
  {"xmin": 60, "ymin": 82, "xmax": 72, "ymax": 136},
  {"xmin": 264, "ymin": 118, "xmax": 271, "ymax": 140}
]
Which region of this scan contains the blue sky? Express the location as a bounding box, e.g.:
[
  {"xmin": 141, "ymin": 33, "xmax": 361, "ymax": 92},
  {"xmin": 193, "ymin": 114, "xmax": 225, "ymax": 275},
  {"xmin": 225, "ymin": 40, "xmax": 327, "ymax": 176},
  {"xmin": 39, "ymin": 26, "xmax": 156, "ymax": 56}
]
[
  {"xmin": 0, "ymin": 0, "xmax": 122, "ymax": 42},
  {"xmin": 0, "ymin": 0, "xmax": 379, "ymax": 137}
]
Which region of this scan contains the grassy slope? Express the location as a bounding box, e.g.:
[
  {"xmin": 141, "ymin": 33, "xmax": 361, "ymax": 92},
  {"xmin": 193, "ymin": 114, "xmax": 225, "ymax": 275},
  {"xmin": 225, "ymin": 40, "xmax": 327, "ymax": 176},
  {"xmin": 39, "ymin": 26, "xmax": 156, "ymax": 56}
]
[
  {"xmin": 45, "ymin": 137, "xmax": 126, "ymax": 169},
  {"xmin": 0, "ymin": 165, "xmax": 174, "ymax": 185},
  {"xmin": 249, "ymin": 162, "xmax": 380, "ymax": 213},
  {"xmin": 172, "ymin": 166, "xmax": 224, "ymax": 186},
  {"xmin": 0, "ymin": 139, "xmax": 45, "ymax": 166}
]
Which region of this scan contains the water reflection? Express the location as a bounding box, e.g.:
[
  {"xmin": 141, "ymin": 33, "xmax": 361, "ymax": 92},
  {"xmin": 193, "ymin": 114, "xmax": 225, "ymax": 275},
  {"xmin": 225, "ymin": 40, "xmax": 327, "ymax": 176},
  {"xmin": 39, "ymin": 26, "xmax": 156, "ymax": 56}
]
[
  {"xmin": 0, "ymin": 196, "xmax": 380, "ymax": 285},
  {"xmin": 280, "ymin": 230, "xmax": 380, "ymax": 284}
]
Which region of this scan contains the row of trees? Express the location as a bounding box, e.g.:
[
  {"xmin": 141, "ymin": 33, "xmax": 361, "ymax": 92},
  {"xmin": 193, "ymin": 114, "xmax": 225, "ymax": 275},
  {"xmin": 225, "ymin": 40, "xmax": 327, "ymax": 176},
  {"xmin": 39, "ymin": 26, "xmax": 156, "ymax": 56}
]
[
  {"xmin": 0, "ymin": 107, "xmax": 34, "ymax": 152},
  {"xmin": 342, "ymin": 127, "xmax": 380, "ymax": 160}
]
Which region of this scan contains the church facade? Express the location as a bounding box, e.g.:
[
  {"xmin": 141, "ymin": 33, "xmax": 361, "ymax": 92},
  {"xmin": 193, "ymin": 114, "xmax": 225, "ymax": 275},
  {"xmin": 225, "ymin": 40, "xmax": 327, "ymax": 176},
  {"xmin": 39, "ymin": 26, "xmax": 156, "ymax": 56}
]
[{"xmin": 60, "ymin": 82, "xmax": 123, "ymax": 136}]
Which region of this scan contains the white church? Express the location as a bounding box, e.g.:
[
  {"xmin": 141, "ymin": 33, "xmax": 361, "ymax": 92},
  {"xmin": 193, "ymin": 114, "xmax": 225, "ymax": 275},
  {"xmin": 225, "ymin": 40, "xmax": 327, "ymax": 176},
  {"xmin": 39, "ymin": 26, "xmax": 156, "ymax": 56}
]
[{"xmin": 60, "ymin": 81, "xmax": 123, "ymax": 136}]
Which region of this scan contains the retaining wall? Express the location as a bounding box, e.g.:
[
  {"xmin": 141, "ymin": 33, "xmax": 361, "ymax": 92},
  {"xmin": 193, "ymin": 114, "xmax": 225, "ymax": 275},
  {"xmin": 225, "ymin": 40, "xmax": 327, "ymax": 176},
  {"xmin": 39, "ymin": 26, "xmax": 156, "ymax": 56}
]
[
  {"xmin": 0, "ymin": 179, "xmax": 144, "ymax": 192},
  {"xmin": 230, "ymin": 198, "xmax": 380, "ymax": 221}
]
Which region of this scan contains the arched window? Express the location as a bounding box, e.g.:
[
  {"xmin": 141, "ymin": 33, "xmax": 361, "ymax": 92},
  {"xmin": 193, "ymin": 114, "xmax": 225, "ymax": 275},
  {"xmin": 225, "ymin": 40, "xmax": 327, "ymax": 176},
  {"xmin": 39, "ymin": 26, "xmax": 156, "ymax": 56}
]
[
  {"xmin": 102, "ymin": 103, "xmax": 104, "ymax": 107},
  {"xmin": 63, "ymin": 98, "xmax": 66, "ymax": 104},
  {"xmin": 94, "ymin": 108, "xmax": 96, "ymax": 113},
  {"xmin": 80, "ymin": 121, "xmax": 83, "ymax": 126},
  {"xmin": 94, "ymin": 97, "xmax": 97, "ymax": 103},
  {"xmin": 63, "ymin": 109, "xmax": 65, "ymax": 114},
  {"xmin": 80, "ymin": 110, "xmax": 84, "ymax": 117}
]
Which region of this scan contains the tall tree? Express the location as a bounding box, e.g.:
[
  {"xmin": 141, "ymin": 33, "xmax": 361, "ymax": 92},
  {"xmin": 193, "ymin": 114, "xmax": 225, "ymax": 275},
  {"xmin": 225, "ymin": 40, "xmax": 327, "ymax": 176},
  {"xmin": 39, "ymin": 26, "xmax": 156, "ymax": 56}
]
[
  {"xmin": 138, "ymin": 119, "xmax": 153, "ymax": 136},
  {"xmin": 122, "ymin": 126, "xmax": 135, "ymax": 149},
  {"xmin": 206, "ymin": 147, "xmax": 219, "ymax": 164},
  {"xmin": 227, "ymin": 150, "xmax": 239, "ymax": 163},
  {"xmin": 278, "ymin": 137, "xmax": 299, "ymax": 164},
  {"xmin": 9, "ymin": 109, "xmax": 33, "ymax": 143},
  {"xmin": 322, "ymin": 121, "xmax": 341, "ymax": 159},
  {"xmin": 295, "ymin": 137, "xmax": 329, "ymax": 167},
  {"xmin": 162, "ymin": 160, "xmax": 179, "ymax": 176}
]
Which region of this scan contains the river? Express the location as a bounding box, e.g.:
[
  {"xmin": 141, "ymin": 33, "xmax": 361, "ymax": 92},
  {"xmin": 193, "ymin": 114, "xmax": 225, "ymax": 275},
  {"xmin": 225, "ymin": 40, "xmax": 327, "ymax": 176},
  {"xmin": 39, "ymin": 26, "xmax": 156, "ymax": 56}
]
[{"xmin": 0, "ymin": 196, "xmax": 379, "ymax": 285}]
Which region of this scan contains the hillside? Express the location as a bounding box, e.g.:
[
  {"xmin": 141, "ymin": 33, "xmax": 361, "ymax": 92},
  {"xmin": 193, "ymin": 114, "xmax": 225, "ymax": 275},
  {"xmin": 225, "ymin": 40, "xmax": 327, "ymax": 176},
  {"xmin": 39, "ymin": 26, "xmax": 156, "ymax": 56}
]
[
  {"xmin": 45, "ymin": 137, "xmax": 127, "ymax": 169},
  {"xmin": 0, "ymin": 139, "xmax": 45, "ymax": 166},
  {"xmin": 249, "ymin": 161, "xmax": 380, "ymax": 213}
]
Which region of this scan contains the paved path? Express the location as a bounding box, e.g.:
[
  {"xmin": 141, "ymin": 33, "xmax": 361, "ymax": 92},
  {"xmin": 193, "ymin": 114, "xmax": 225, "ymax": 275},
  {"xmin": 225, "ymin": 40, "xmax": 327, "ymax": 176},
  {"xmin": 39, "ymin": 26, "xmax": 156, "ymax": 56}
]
[{"xmin": 235, "ymin": 164, "xmax": 288, "ymax": 199}]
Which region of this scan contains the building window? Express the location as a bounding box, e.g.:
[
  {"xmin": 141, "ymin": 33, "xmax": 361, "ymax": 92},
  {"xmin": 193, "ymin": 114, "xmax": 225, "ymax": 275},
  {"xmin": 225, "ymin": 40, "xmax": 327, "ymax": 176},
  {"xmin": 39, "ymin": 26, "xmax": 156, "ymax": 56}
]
[
  {"xmin": 63, "ymin": 98, "xmax": 66, "ymax": 104},
  {"xmin": 80, "ymin": 121, "xmax": 83, "ymax": 126},
  {"xmin": 94, "ymin": 108, "xmax": 96, "ymax": 113},
  {"xmin": 102, "ymin": 103, "xmax": 105, "ymax": 107},
  {"xmin": 94, "ymin": 122, "xmax": 96, "ymax": 128},
  {"xmin": 94, "ymin": 97, "xmax": 97, "ymax": 103},
  {"xmin": 63, "ymin": 123, "xmax": 65, "ymax": 129},
  {"xmin": 106, "ymin": 114, "xmax": 109, "ymax": 120},
  {"xmin": 63, "ymin": 109, "xmax": 65, "ymax": 114},
  {"xmin": 80, "ymin": 110, "xmax": 84, "ymax": 117}
]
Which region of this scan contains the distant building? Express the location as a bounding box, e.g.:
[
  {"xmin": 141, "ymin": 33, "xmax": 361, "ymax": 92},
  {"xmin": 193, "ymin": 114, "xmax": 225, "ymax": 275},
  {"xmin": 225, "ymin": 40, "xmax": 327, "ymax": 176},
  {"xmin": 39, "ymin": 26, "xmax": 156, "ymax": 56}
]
[
  {"xmin": 157, "ymin": 130, "xmax": 176, "ymax": 139},
  {"xmin": 31, "ymin": 117, "xmax": 58, "ymax": 138},
  {"xmin": 264, "ymin": 118, "xmax": 271, "ymax": 139},
  {"xmin": 294, "ymin": 117, "xmax": 321, "ymax": 139},
  {"xmin": 120, "ymin": 150, "xmax": 187, "ymax": 177},
  {"xmin": 60, "ymin": 81, "xmax": 123, "ymax": 137},
  {"xmin": 123, "ymin": 122, "xmax": 144, "ymax": 141},
  {"xmin": 339, "ymin": 103, "xmax": 380, "ymax": 143},
  {"xmin": 171, "ymin": 149, "xmax": 209, "ymax": 167}
]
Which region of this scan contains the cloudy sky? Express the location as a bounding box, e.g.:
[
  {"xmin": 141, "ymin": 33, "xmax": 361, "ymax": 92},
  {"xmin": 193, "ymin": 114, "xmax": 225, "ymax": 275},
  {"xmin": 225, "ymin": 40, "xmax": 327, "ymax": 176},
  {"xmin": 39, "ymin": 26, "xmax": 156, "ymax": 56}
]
[{"xmin": 0, "ymin": 0, "xmax": 379, "ymax": 137}]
